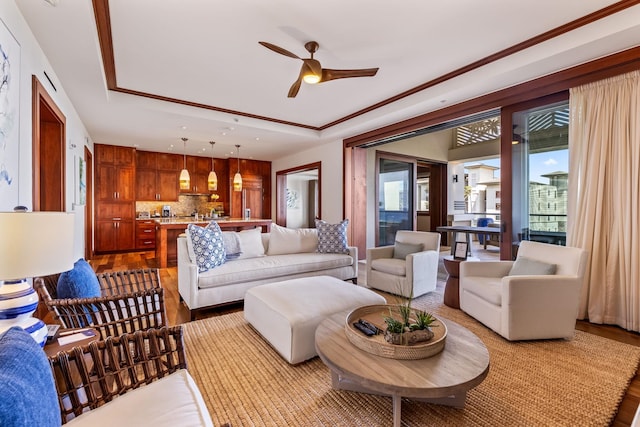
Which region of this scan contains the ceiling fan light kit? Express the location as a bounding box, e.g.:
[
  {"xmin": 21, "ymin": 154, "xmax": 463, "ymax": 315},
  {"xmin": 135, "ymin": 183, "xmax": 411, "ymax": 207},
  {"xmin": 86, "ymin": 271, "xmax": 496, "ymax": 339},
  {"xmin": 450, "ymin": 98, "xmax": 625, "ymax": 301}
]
[{"xmin": 259, "ymin": 40, "xmax": 379, "ymax": 97}]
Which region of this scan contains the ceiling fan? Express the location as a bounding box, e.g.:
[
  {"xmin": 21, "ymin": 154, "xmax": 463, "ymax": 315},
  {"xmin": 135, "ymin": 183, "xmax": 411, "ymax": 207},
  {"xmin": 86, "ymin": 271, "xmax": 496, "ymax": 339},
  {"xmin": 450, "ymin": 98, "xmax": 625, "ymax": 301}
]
[{"xmin": 259, "ymin": 41, "xmax": 379, "ymax": 98}]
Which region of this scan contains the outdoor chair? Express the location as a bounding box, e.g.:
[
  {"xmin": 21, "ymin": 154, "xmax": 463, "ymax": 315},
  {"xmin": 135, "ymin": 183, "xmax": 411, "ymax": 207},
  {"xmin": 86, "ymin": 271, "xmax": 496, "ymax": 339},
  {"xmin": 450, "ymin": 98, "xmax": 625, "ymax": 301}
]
[
  {"xmin": 48, "ymin": 326, "xmax": 214, "ymax": 425},
  {"xmin": 35, "ymin": 268, "xmax": 166, "ymax": 340}
]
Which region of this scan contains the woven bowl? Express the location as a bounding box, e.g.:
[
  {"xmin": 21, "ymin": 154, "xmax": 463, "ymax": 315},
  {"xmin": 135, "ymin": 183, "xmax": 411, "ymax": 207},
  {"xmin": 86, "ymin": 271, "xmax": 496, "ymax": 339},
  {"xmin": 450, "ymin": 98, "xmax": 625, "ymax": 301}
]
[{"xmin": 344, "ymin": 304, "xmax": 447, "ymax": 360}]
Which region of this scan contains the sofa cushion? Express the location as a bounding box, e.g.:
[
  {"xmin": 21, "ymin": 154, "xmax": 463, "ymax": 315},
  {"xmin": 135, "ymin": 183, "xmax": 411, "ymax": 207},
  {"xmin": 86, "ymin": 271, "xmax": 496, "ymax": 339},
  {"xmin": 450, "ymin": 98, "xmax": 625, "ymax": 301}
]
[
  {"xmin": 266, "ymin": 224, "xmax": 318, "ymax": 255},
  {"xmin": 222, "ymin": 231, "xmax": 242, "ymax": 261},
  {"xmin": 371, "ymin": 258, "xmax": 406, "ymax": 276},
  {"xmin": 237, "ymin": 228, "xmax": 265, "ymax": 260},
  {"xmin": 508, "ymin": 256, "xmax": 557, "ymax": 276},
  {"xmin": 57, "ymin": 258, "xmax": 100, "ymax": 299},
  {"xmin": 186, "ymin": 223, "xmax": 226, "ymax": 273},
  {"xmin": 462, "ymin": 276, "xmax": 503, "ymax": 306},
  {"xmin": 197, "ymin": 253, "xmax": 353, "ymax": 289},
  {"xmin": 65, "ymin": 369, "xmax": 213, "ymax": 427},
  {"xmin": 315, "ymin": 219, "xmax": 350, "ymax": 254},
  {"xmin": 393, "ymin": 242, "xmax": 423, "ymax": 260},
  {"xmin": 0, "ymin": 327, "xmax": 61, "ymax": 427}
]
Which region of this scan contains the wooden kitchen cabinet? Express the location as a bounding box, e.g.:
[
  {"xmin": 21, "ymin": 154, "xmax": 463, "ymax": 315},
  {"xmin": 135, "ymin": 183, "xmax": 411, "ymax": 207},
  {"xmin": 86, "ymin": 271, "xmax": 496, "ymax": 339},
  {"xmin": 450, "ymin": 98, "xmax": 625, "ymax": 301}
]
[
  {"xmin": 135, "ymin": 151, "xmax": 180, "ymax": 201},
  {"xmin": 136, "ymin": 219, "xmax": 156, "ymax": 250},
  {"xmin": 95, "ymin": 144, "xmax": 136, "ymax": 252},
  {"xmin": 180, "ymin": 156, "xmax": 212, "ymax": 194},
  {"xmin": 95, "ymin": 219, "xmax": 135, "ymax": 252},
  {"xmin": 96, "ymin": 144, "xmax": 135, "ymax": 202}
]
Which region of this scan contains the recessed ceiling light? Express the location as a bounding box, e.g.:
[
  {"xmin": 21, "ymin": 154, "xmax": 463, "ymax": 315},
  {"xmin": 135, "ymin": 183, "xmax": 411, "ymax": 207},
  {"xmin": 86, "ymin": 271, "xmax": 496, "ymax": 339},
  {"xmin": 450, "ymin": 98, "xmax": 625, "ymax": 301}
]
[
  {"xmin": 255, "ymin": 137, "xmax": 260, "ymax": 141},
  {"xmin": 180, "ymin": 125, "xmax": 187, "ymax": 130}
]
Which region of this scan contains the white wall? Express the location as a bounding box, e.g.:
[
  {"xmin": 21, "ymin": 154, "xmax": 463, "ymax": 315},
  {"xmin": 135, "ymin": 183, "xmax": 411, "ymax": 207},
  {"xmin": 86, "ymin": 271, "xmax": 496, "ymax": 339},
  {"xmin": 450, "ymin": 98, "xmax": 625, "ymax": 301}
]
[
  {"xmin": 1, "ymin": 1, "xmax": 94, "ymax": 260},
  {"xmin": 271, "ymin": 139, "xmax": 344, "ymax": 223}
]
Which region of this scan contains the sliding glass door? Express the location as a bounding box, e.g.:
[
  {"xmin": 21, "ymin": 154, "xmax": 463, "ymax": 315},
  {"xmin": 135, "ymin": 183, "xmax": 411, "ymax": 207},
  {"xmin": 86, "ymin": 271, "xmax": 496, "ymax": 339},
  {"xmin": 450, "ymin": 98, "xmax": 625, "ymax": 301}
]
[
  {"xmin": 376, "ymin": 154, "xmax": 416, "ymax": 246},
  {"xmin": 510, "ymin": 99, "xmax": 569, "ymax": 248}
]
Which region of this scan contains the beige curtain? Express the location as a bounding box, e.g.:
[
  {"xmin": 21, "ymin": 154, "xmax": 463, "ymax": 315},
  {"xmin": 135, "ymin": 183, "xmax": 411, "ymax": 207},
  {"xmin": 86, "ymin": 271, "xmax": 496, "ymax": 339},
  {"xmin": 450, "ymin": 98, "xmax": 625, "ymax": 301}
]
[{"xmin": 568, "ymin": 70, "xmax": 640, "ymax": 332}]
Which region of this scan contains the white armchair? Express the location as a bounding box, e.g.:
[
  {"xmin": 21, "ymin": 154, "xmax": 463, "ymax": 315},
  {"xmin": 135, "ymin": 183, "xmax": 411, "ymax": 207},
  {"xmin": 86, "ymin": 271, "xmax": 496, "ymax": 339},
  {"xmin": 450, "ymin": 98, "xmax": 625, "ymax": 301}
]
[
  {"xmin": 366, "ymin": 231, "xmax": 441, "ymax": 298},
  {"xmin": 459, "ymin": 240, "xmax": 588, "ymax": 341}
]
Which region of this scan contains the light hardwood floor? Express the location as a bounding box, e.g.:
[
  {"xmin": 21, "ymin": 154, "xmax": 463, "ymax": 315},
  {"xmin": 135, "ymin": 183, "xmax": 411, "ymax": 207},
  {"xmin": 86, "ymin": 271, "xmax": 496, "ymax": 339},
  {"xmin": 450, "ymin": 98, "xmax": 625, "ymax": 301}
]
[{"xmin": 87, "ymin": 248, "xmax": 640, "ymax": 426}]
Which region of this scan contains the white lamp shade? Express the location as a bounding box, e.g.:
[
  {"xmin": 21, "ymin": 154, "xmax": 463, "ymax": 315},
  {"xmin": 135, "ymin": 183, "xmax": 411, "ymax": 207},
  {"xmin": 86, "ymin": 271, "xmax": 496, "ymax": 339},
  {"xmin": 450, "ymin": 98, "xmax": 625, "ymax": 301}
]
[
  {"xmin": 233, "ymin": 172, "xmax": 242, "ymax": 192},
  {"xmin": 179, "ymin": 169, "xmax": 191, "ymax": 190},
  {"xmin": 0, "ymin": 212, "xmax": 75, "ymax": 281},
  {"xmin": 207, "ymin": 170, "xmax": 218, "ymax": 191}
]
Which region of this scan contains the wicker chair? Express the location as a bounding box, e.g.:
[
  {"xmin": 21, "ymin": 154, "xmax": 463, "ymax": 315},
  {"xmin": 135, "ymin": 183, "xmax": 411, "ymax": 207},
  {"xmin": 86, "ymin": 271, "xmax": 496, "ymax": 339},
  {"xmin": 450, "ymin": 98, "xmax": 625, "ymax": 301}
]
[
  {"xmin": 35, "ymin": 269, "xmax": 166, "ymax": 340},
  {"xmin": 48, "ymin": 326, "xmax": 213, "ymax": 425}
]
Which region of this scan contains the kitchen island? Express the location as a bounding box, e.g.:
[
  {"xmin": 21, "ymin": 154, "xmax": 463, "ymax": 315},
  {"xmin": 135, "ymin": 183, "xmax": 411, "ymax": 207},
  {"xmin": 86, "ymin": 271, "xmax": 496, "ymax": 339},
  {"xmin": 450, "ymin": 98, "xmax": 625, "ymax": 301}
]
[{"xmin": 155, "ymin": 218, "xmax": 272, "ymax": 267}]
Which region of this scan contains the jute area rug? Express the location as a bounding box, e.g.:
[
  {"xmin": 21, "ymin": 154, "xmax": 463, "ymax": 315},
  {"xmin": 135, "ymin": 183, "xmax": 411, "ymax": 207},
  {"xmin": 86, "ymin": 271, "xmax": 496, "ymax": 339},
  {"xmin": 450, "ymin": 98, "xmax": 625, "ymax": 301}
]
[{"xmin": 182, "ymin": 291, "xmax": 640, "ymax": 427}]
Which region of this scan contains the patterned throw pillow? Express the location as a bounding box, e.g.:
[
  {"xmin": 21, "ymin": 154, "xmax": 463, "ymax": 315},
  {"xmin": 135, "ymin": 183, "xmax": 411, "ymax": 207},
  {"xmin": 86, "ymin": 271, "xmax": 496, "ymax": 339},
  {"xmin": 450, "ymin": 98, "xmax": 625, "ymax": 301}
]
[
  {"xmin": 187, "ymin": 222, "xmax": 226, "ymax": 273},
  {"xmin": 315, "ymin": 219, "xmax": 350, "ymax": 254}
]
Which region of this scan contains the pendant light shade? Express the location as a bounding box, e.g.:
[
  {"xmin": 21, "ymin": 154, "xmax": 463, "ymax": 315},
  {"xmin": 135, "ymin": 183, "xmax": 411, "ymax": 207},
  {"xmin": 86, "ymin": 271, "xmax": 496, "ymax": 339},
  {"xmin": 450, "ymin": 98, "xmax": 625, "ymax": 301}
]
[
  {"xmin": 179, "ymin": 137, "xmax": 190, "ymax": 190},
  {"xmin": 233, "ymin": 144, "xmax": 242, "ymax": 192},
  {"xmin": 207, "ymin": 141, "xmax": 218, "ymax": 191}
]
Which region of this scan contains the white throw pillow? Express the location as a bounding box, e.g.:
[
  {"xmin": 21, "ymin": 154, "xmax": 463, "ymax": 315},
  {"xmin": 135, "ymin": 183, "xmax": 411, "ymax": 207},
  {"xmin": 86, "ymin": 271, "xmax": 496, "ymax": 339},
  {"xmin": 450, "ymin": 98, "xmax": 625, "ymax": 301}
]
[
  {"xmin": 237, "ymin": 228, "xmax": 265, "ymax": 259},
  {"xmin": 266, "ymin": 224, "xmax": 318, "ymax": 255}
]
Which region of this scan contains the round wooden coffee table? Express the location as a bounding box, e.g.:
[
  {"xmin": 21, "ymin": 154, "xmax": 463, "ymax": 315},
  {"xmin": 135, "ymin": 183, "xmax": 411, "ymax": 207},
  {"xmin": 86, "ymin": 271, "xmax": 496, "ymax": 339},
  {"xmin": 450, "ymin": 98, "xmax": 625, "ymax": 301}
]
[{"xmin": 315, "ymin": 311, "xmax": 489, "ymax": 427}]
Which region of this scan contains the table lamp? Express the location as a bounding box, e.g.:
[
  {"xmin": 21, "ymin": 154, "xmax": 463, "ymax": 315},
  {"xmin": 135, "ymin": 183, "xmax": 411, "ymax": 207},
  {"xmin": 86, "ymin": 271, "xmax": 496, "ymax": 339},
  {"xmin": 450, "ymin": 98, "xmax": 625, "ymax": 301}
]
[{"xmin": 0, "ymin": 211, "xmax": 75, "ymax": 346}]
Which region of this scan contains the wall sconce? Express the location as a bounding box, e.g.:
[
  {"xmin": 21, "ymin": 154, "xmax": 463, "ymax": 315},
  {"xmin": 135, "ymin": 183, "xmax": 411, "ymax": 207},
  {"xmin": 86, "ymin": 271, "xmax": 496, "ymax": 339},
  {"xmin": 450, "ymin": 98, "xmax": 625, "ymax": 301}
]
[{"xmin": 452, "ymin": 174, "xmax": 458, "ymax": 183}]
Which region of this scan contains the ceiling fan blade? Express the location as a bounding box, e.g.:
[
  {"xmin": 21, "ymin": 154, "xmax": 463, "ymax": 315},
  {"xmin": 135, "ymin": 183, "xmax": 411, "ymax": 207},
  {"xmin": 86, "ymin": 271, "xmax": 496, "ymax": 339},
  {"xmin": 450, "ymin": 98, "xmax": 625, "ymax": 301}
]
[
  {"xmin": 287, "ymin": 66, "xmax": 305, "ymax": 98},
  {"xmin": 320, "ymin": 68, "xmax": 379, "ymax": 83},
  {"xmin": 259, "ymin": 41, "xmax": 301, "ymax": 59}
]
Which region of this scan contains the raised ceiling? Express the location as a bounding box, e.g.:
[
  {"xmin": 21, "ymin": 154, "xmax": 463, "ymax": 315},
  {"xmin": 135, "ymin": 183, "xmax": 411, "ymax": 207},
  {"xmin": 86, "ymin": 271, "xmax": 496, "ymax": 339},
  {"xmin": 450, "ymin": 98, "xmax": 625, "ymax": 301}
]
[{"xmin": 15, "ymin": 0, "xmax": 640, "ymax": 160}]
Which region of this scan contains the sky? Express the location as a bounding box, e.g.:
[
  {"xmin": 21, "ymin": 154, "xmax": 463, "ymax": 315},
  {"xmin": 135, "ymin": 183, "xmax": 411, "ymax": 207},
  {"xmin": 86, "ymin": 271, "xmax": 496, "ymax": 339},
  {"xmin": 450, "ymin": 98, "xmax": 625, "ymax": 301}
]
[{"xmin": 465, "ymin": 148, "xmax": 568, "ymax": 184}]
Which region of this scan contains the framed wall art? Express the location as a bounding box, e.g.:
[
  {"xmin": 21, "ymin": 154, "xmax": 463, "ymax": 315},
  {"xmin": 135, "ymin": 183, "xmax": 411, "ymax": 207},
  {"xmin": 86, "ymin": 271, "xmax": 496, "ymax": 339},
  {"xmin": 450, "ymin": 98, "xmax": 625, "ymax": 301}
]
[{"xmin": 0, "ymin": 18, "xmax": 20, "ymax": 211}]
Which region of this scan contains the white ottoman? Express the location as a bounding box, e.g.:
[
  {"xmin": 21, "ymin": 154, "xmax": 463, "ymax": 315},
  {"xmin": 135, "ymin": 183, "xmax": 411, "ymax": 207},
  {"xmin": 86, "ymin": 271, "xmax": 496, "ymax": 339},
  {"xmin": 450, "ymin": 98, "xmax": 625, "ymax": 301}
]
[{"xmin": 244, "ymin": 275, "xmax": 386, "ymax": 364}]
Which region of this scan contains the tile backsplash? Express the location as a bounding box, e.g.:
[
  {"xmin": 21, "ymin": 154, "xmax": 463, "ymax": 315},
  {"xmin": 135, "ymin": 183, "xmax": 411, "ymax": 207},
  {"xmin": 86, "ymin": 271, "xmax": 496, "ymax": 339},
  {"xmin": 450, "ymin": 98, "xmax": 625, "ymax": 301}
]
[{"xmin": 136, "ymin": 195, "xmax": 224, "ymax": 218}]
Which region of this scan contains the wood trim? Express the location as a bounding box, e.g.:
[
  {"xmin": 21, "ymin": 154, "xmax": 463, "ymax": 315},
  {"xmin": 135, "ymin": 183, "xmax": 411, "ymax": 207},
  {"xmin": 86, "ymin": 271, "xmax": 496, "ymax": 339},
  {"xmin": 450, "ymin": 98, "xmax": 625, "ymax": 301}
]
[
  {"xmin": 32, "ymin": 75, "xmax": 66, "ymax": 211},
  {"xmin": 90, "ymin": 0, "xmax": 640, "ymax": 132},
  {"xmin": 345, "ymin": 45, "xmax": 640, "ymax": 147},
  {"xmin": 85, "ymin": 147, "xmax": 94, "ymax": 259},
  {"xmin": 343, "ymin": 146, "xmax": 367, "ymax": 259},
  {"xmin": 275, "ymin": 161, "xmax": 322, "ymax": 227}
]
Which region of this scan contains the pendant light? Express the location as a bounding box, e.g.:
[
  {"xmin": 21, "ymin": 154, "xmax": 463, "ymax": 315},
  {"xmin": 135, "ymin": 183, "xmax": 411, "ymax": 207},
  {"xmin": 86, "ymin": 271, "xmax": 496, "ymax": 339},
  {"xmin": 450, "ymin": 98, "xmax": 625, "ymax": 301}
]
[
  {"xmin": 179, "ymin": 137, "xmax": 190, "ymax": 190},
  {"xmin": 233, "ymin": 144, "xmax": 242, "ymax": 192},
  {"xmin": 207, "ymin": 141, "xmax": 218, "ymax": 191}
]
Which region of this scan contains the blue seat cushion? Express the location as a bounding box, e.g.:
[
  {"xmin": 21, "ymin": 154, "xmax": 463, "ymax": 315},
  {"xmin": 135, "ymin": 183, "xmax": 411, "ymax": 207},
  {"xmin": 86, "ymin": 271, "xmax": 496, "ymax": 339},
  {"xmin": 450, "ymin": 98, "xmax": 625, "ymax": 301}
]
[
  {"xmin": 57, "ymin": 258, "xmax": 100, "ymax": 299},
  {"xmin": 0, "ymin": 327, "xmax": 61, "ymax": 427}
]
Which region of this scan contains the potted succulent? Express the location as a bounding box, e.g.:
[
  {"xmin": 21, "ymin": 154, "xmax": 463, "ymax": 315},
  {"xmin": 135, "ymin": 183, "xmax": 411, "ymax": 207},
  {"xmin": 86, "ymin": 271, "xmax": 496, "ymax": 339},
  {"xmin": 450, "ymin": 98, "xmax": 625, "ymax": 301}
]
[{"xmin": 383, "ymin": 299, "xmax": 436, "ymax": 346}]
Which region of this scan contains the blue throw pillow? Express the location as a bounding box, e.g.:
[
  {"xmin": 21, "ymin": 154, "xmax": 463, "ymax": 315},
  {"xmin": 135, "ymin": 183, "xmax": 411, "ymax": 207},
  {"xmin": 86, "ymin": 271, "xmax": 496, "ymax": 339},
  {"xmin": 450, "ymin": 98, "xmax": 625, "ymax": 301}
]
[
  {"xmin": 187, "ymin": 222, "xmax": 226, "ymax": 273},
  {"xmin": 57, "ymin": 258, "xmax": 100, "ymax": 299},
  {"xmin": 315, "ymin": 219, "xmax": 350, "ymax": 254},
  {"xmin": 0, "ymin": 327, "xmax": 61, "ymax": 427}
]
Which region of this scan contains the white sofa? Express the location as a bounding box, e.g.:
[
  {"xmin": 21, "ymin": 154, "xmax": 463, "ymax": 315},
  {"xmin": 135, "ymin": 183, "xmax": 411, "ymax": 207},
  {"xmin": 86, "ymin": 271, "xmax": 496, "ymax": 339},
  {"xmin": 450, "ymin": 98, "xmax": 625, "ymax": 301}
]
[{"xmin": 178, "ymin": 226, "xmax": 358, "ymax": 320}]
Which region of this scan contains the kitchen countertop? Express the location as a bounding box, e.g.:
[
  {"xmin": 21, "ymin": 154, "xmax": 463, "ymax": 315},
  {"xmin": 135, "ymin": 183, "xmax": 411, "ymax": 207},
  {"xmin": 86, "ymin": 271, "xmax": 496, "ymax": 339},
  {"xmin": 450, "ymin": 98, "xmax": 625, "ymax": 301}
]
[{"xmin": 154, "ymin": 217, "xmax": 270, "ymax": 225}]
